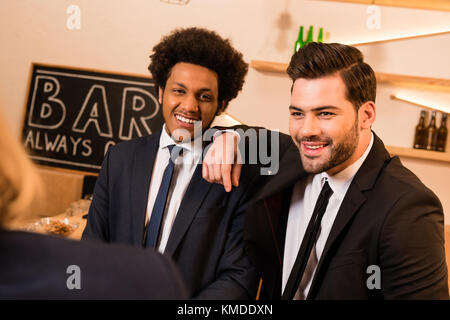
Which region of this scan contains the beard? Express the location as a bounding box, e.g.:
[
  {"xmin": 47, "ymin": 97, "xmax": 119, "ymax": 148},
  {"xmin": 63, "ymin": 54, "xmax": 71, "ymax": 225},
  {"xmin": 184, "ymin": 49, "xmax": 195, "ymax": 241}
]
[{"xmin": 294, "ymin": 118, "xmax": 360, "ymax": 174}]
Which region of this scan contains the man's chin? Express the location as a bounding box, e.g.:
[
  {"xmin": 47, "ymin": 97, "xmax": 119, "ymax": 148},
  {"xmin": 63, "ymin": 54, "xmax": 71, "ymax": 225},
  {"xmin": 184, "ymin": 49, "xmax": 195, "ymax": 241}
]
[
  {"xmin": 171, "ymin": 128, "xmax": 195, "ymax": 143},
  {"xmin": 300, "ymin": 155, "xmax": 330, "ymax": 174}
]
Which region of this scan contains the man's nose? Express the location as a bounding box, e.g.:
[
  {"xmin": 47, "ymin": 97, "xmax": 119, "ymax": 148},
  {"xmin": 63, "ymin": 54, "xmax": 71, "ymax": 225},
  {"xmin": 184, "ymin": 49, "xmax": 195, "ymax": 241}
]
[
  {"xmin": 301, "ymin": 115, "xmax": 321, "ymax": 138},
  {"xmin": 181, "ymin": 94, "xmax": 199, "ymax": 113}
]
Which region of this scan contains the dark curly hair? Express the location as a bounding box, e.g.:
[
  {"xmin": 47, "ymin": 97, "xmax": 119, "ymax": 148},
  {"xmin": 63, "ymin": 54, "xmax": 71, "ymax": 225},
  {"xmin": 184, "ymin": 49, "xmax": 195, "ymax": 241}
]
[{"xmin": 148, "ymin": 27, "xmax": 248, "ymax": 113}]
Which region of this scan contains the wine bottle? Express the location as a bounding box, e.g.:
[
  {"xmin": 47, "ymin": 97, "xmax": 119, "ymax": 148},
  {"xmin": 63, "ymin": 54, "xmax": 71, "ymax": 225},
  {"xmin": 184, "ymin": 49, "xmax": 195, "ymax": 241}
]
[
  {"xmin": 436, "ymin": 113, "xmax": 448, "ymax": 152},
  {"xmin": 425, "ymin": 111, "xmax": 437, "ymax": 151},
  {"xmin": 413, "ymin": 110, "xmax": 427, "ymax": 149}
]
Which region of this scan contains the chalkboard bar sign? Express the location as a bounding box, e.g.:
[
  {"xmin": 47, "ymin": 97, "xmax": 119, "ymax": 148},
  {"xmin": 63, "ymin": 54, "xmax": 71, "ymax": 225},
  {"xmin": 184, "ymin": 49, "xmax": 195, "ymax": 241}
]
[{"xmin": 21, "ymin": 63, "xmax": 164, "ymax": 174}]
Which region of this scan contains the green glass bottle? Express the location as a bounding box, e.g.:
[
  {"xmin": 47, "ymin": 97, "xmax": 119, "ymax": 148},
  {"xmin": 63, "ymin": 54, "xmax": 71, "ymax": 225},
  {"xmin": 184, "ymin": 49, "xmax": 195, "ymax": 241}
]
[
  {"xmin": 317, "ymin": 27, "xmax": 324, "ymax": 43},
  {"xmin": 306, "ymin": 25, "xmax": 314, "ymax": 45},
  {"xmin": 294, "ymin": 26, "xmax": 304, "ymax": 53},
  {"xmin": 295, "ymin": 25, "xmax": 325, "ymax": 52}
]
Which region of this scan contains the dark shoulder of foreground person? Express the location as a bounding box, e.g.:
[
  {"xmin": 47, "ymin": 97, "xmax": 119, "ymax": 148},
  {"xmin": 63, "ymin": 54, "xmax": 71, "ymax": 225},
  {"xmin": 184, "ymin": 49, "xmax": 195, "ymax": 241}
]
[{"xmin": 0, "ymin": 229, "xmax": 188, "ymax": 299}]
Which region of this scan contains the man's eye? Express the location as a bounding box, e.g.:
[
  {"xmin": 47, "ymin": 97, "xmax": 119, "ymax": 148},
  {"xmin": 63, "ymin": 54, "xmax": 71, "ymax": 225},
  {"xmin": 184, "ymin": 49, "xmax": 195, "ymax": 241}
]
[
  {"xmin": 291, "ymin": 112, "xmax": 303, "ymax": 117},
  {"xmin": 319, "ymin": 112, "xmax": 334, "ymax": 117},
  {"xmin": 173, "ymin": 88, "xmax": 185, "ymax": 94},
  {"xmin": 199, "ymin": 94, "xmax": 212, "ymax": 101}
]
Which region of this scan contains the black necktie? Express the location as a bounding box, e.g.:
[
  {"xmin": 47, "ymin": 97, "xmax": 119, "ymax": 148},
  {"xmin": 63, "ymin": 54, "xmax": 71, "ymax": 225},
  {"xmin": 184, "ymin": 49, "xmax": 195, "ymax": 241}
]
[
  {"xmin": 282, "ymin": 180, "xmax": 333, "ymax": 300},
  {"xmin": 146, "ymin": 144, "xmax": 183, "ymax": 248}
]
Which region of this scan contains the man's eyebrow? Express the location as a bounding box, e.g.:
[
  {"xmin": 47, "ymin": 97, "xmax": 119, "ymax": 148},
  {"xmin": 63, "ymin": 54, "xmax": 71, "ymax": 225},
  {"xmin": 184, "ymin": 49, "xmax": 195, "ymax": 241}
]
[
  {"xmin": 173, "ymin": 82, "xmax": 214, "ymax": 93},
  {"xmin": 174, "ymin": 82, "xmax": 187, "ymax": 89},
  {"xmin": 198, "ymin": 88, "xmax": 213, "ymax": 93},
  {"xmin": 312, "ymin": 106, "xmax": 340, "ymax": 111},
  {"xmin": 289, "ymin": 105, "xmax": 340, "ymax": 111},
  {"xmin": 289, "ymin": 105, "xmax": 302, "ymax": 112}
]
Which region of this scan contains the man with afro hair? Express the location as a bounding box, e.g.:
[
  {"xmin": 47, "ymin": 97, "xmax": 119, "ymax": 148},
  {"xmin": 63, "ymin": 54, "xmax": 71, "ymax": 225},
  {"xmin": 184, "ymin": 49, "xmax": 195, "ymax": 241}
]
[{"xmin": 83, "ymin": 27, "xmax": 259, "ymax": 299}]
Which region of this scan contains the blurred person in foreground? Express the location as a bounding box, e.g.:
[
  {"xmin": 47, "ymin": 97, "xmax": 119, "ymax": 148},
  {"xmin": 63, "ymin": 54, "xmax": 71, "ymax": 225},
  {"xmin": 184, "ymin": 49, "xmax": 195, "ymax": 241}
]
[{"xmin": 0, "ymin": 109, "xmax": 187, "ymax": 299}]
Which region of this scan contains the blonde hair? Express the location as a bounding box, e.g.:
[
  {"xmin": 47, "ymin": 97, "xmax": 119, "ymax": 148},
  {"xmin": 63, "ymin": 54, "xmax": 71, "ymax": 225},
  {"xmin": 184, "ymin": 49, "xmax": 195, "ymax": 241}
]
[{"xmin": 0, "ymin": 109, "xmax": 41, "ymax": 228}]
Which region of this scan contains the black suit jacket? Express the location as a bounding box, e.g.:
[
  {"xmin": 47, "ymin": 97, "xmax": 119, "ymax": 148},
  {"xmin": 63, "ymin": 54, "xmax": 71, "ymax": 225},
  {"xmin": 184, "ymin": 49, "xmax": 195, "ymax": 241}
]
[
  {"xmin": 0, "ymin": 229, "xmax": 187, "ymax": 299},
  {"xmin": 245, "ymin": 133, "xmax": 449, "ymax": 299},
  {"xmin": 82, "ymin": 131, "xmax": 259, "ymax": 299}
]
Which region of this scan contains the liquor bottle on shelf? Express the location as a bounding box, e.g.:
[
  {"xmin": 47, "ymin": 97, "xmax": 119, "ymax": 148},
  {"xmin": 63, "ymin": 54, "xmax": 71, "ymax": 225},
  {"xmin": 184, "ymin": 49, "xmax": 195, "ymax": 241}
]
[
  {"xmin": 425, "ymin": 111, "xmax": 438, "ymax": 151},
  {"xmin": 413, "ymin": 110, "xmax": 427, "ymax": 149},
  {"xmin": 436, "ymin": 113, "xmax": 448, "ymax": 152}
]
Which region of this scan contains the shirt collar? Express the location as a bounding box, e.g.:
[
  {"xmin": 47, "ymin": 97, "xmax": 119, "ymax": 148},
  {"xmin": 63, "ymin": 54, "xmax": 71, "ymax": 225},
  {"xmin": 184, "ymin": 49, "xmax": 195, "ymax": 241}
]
[
  {"xmin": 159, "ymin": 124, "xmax": 203, "ymax": 161},
  {"xmin": 319, "ymin": 132, "xmax": 374, "ymax": 200}
]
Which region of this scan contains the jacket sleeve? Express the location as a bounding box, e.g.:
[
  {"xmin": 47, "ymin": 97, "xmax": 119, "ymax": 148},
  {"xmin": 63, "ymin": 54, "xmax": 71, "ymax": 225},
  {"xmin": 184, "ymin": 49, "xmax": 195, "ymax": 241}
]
[
  {"xmin": 193, "ymin": 171, "xmax": 260, "ymax": 300},
  {"xmin": 81, "ymin": 149, "xmax": 111, "ymax": 242},
  {"xmin": 193, "ymin": 129, "xmax": 293, "ymax": 299},
  {"xmin": 379, "ymin": 187, "xmax": 449, "ymax": 299}
]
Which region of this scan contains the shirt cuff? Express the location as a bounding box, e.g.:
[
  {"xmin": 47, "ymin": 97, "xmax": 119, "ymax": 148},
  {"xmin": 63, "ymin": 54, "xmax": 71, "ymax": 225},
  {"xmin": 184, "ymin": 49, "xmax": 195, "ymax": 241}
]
[{"xmin": 212, "ymin": 129, "xmax": 241, "ymax": 144}]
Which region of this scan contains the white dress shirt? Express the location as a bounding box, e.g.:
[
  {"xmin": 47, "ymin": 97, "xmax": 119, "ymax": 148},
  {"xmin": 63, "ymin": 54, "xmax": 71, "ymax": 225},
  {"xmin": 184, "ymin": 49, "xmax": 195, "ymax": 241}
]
[
  {"xmin": 145, "ymin": 125, "xmax": 203, "ymax": 253},
  {"xmin": 282, "ymin": 133, "xmax": 374, "ymax": 298}
]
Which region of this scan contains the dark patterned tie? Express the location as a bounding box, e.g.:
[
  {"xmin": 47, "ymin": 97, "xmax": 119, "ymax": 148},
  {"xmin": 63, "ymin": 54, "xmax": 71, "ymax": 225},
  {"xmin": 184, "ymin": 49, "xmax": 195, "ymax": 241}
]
[
  {"xmin": 146, "ymin": 144, "xmax": 183, "ymax": 248},
  {"xmin": 282, "ymin": 180, "xmax": 333, "ymax": 300},
  {"xmin": 295, "ymin": 227, "xmax": 321, "ymax": 300}
]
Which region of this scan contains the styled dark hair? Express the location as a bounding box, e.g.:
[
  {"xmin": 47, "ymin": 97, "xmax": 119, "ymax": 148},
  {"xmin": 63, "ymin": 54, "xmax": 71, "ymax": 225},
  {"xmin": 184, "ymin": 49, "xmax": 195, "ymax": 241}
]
[
  {"xmin": 148, "ymin": 27, "xmax": 248, "ymax": 112},
  {"xmin": 287, "ymin": 42, "xmax": 376, "ymax": 109}
]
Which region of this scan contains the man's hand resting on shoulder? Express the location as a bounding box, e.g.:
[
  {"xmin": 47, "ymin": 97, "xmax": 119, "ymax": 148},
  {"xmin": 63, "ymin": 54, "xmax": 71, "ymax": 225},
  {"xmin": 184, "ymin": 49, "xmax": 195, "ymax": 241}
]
[{"xmin": 202, "ymin": 131, "xmax": 242, "ymax": 192}]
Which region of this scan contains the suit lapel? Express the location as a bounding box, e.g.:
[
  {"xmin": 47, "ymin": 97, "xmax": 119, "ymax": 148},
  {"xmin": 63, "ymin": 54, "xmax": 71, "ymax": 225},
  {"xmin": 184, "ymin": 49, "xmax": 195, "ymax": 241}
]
[
  {"xmin": 258, "ymin": 190, "xmax": 292, "ymax": 299},
  {"xmin": 254, "ymin": 143, "xmax": 305, "ymax": 202},
  {"xmin": 249, "ymin": 143, "xmax": 306, "ymax": 298},
  {"xmin": 307, "ymin": 133, "xmax": 391, "ymax": 299},
  {"xmin": 164, "ymin": 164, "xmax": 213, "ymax": 256},
  {"xmin": 130, "ymin": 132, "xmax": 161, "ymax": 245}
]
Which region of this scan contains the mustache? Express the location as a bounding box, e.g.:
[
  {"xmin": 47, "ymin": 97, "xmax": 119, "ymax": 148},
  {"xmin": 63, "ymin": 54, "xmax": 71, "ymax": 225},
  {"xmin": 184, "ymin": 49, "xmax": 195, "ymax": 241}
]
[
  {"xmin": 175, "ymin": 111, "xmax": 201, "ymax": 118},
  {"xmin": 296, "ymin": 135, "xmax": 332, "ymax": 144}
]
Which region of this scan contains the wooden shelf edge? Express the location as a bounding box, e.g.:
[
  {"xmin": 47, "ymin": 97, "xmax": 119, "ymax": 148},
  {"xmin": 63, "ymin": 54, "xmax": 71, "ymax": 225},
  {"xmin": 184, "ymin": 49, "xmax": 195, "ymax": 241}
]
[
  {"xmin": 250, "ymin": 60, "xmax": 287, "ymax": 73},
  {"xmin": 390, "ymin": 95, "xmax": 450, "ymax": 114},
  {"xmin": 250, "ymin": 60, "xmax": 450, "ymax": 92},
  {"xmin": 350, "ymin": 30, "xmax": 450, "ymax": 47},
  {"xmin": 253, "ymin": 30, "xmax": 450, "ymax": 49},
  {"xmin": 386, "ymin": 145, "xmax": 450, "ymax": 163},
  {"xmin": 377, "ymin": 72, "xmax": 450, "ymax": 92},
  {"xmin": 321, "ymin": 0, "xmax": 450, "ymax": 12}
]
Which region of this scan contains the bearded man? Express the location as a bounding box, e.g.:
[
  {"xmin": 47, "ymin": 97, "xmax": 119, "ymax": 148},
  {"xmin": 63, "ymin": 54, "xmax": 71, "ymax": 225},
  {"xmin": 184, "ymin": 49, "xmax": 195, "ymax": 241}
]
[{"xmin": 205, "ymin": 42, "xmax": 449, "ymax": 300}]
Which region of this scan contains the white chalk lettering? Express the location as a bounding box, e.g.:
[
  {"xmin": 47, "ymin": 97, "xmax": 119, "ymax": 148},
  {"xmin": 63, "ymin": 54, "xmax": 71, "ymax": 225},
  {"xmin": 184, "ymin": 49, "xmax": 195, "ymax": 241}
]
[
  {"xmin": 73, "ymin": 85, "xmax": 113, "ymax": 138},
  {"xmin": 28, "ymin": 76, "xmax": 66, "ymax": 129}
]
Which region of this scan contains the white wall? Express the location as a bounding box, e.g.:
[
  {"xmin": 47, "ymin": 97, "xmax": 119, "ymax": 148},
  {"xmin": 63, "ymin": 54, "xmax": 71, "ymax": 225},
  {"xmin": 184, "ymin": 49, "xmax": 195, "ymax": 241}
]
[{"xmin": 1, "ymin": 0, "xmax": 449, "ymax": 221}]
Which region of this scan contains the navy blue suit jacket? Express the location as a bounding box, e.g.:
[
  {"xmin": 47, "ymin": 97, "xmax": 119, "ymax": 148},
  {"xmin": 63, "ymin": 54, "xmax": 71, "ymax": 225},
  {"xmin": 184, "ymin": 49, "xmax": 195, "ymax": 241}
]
[{"xmin": 82, "ymin": 131, "xmax": 259, "ymax": 299}]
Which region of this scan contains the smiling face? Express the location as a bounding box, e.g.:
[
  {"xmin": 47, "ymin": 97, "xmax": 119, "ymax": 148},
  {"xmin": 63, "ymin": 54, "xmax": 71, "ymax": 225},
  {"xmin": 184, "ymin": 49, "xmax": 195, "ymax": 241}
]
[
  {"xmin": 159, "ymin": 62, "xmax": 221, "ymax": 142},
  {"xmin": 289, "ymin": 73, "xmax": 374, "ymax": 176}
]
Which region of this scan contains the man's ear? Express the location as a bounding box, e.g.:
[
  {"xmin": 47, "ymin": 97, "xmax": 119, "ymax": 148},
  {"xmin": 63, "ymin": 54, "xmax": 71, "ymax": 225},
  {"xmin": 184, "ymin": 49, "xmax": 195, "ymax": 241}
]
[
  {"xmin": 158, "ymin": 86, "xmax": 163, "ymax": 105},
  {"xmin": 359, "ymin": 101, "xmax": 376, "ymax": 129}
]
